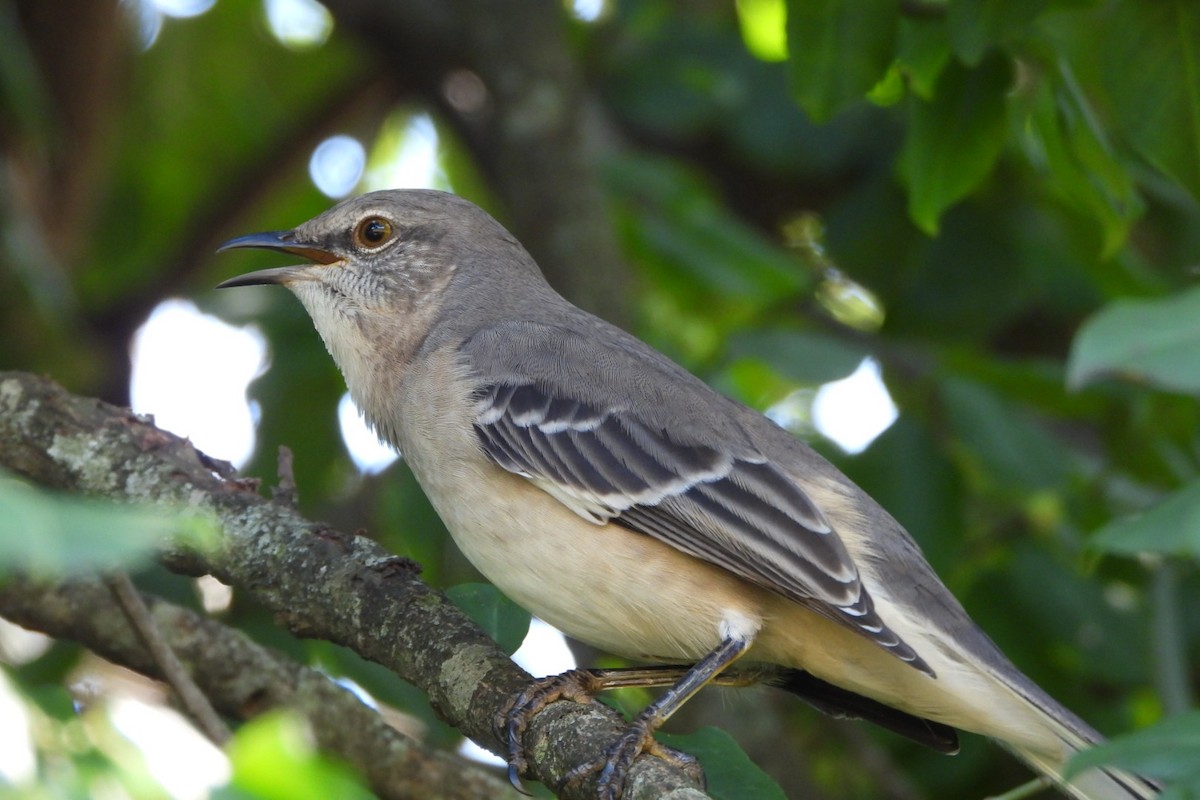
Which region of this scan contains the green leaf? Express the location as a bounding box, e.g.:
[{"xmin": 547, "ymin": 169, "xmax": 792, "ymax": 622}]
[
  {"xmin": 1100, "ymin": 0, "xmax": 1200, "ymax": 201},
  {"xmin": 939, "ymin": 377, "xmax": 1073, "ymax": 491},
  {"xmin": 1022, "ymin": 63, "xmax": 1142, "ymax": 257},
  {"xmin": 786, "ymin": 0, "xmax": 899, "ymax": 121},
  {"xmin": 0, "ymin": 475, "xmax": 216, "ymax": 576},
  {"xmin": 736, "ymin": 0, "xmax": 788, "ymax": 62},
  {"xmin": 726, "ymin": 329, "xmax": 867, "ymax": 384},
  {"xmin": 1066, "ymin": 287, "xmax": 1200, "ymax": 395},
  {"xmin": 445, "ymin": 583, "xmax": 531, "ymax": 655},
  {"xmin": 895, "ymin": 16, "xmax": 953, "ymax": 100},
  {"xmin": 225, "ymin": 711, "xmax": 373, "ymax": 800},
  {"xmin": 1090, "ymin": 480, "xmax": 1200, "ymax": 558},
  {"xmin": 659, "ymin": 727, "xmax": 787, "ymax": 800},
  {"xmin": 898, "ymin": 54, "xmax": 1012, "ymax": 235},
  {"xmin": 1065, "ymin": 710, "xmax": 1200, "ymax": 786},
  {"xmin": 867, "ymin": 64, "xmax": 907, "ymax": 107},
  {"xmin": 303, "ymin": 641, "xmax": 459, "ymax": 746},
  {"xmin": 607, "ymin": 155, "xmax": 807, "ymax": 303},
  {"xmin": 947, "ymin": 0, "xmax": 1048, "ymax": 65}
]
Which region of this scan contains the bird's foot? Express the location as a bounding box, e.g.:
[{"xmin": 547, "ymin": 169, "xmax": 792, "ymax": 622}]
[
  {"xmin": 502, "ymin": 669, "xmax": 603, "ymax": 793},
  {"xmin": 558, "ymin": 721, "xmax": 703, "ymax": 800}
]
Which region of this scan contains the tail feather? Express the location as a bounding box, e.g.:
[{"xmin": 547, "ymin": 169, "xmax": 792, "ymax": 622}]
[
  {"xmin": 1007, "ymin": 740, "xmax": 1159, "ymax": 800},
  {"xmin": 989, "ymin": 668, "xmax": 1159, "ymax": 800},
  {"xmin": 774, "ymin": 661, "xmax": 1159, "ymax": 799}
]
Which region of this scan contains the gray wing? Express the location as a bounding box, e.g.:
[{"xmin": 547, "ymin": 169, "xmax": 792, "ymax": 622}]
[{"xmin": 473, "ymin": 380, "xmax": 932, "ymax": 675}]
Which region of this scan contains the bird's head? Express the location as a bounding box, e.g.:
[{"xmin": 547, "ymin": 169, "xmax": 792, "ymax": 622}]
[
  {"xmin": 217, "ymin": 189, "xmax": 519, "ymax": 320},
  {"xmin": 218, "ymin": 189, "xmax": 541, "ymax": 398}
]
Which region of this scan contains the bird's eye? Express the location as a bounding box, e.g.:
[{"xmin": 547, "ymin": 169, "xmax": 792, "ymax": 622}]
[{"xmin": 353, "ymin": 216, "xmax": 394, "ymax": 249}]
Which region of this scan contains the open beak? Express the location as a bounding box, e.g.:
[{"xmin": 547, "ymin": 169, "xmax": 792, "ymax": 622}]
[{"xmin": 216, "ymin": 231, "xmax": 340, "ymax": 288}]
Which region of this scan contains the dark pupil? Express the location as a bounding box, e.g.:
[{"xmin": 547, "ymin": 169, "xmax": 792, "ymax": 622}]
[{"xmin": 363, "ymin": 219, "xmax": 387, "ymax": 242}]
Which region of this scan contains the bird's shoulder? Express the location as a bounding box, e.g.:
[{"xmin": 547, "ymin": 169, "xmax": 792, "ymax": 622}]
[{"xmin": 457, "ymin": 315, "xmax": 765, "ymax": 450}]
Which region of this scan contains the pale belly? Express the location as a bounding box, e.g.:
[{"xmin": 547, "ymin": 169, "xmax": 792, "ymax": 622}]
[{"xmin": 429, "ymin": 457, "xmax": 770, "ymax": 662}]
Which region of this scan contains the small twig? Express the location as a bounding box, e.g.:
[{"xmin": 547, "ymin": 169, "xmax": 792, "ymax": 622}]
[
  {"xmin": 273, "ymin": 445, "xmax": 298, "ymax": 507},
  {"xmin": 105, "ymin": 571, "xmax": 231, "ymax": 744}
]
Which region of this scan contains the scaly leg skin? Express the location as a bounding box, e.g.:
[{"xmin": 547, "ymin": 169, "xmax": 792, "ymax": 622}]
[
  {"xmin": 504, "ymin": 636, "xmax": 750, "ymax": 798},
  {"xmin": 557, "ymin": 706, "xmax": 704, "ymax": 800},
  {"xmin": 503, "ymin": 668, "xmax": 607, "ymax": 792}
]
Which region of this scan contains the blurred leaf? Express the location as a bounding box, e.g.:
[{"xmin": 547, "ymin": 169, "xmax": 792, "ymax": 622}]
[
  {"xmin": 445, "ymin": 582, "xmax": 531, "ymax": 655},
  {"xmin": 225, "ymin": 711, "xmax": 373, "ymax": 800},
  {"xmin": 968, "ymin": 542, "xmax": 1150, "ymax": 694},
  {"xmin": 131, "ymin": 563, "xmax": 208, "ymax": 612},
  {"xmin": 304, "ymin": 640, "xmax": 457, "ymax": 745},
  {"xmin": 867, "ymin": 64, "xmax": 906, "ymax": 107},
  {"xmin": 947, "ymin": 0, "xmax": 1048, "ymax": 65},
  {"xmin": 1023, "ymin": 65, "xmax": 1142, "ymax": 257},
  {"xmin": 10, "ymin": 642, "xmax": 84, "ymax": 694},
  {"xmin": 1091, "ymin": 480, "xmax": 1200, "ymax": 558},
  {"xmin": 605, "ymin": 11, "xmax": 891, "ymax": 179},
  {"xmin": 736, "ymin": 0, "xmax": 788, "ymax": 62},
  {"xmin": 726, "ymin": 329, "xmax": 867, "ymax": 384},
  {"xmin": 21, "ymin": 683, "xmax": 78, "ymax": 722},
  {"xmin": 1067, "ymin": 287, "xmax": 1200, "ymax": 395},
  {"xmin": 895, "ymin": 16, "xmax": 953, "ymax": 100},
  {"xmin": 718, "ymin": 359, "xmax": 806, "ymax": 413},
  {"xmin": 898, "ymin": 55, "xmax": 1012, "ymax": 235},
  {"xmin": 786, "ymin": 0, "xmax": 898, "ymax": 121},
  {"xmin": 371, "ymin": 465, "xmax": 453, "ymax": 586},
  {"xmin": 0, "ymin": 1, "xmax": 54, "ymax": 140},
  {"xmin": 608, "ymin": 155, "xmax": 807, "ymax": 303},
  {"xmin": 0, "ymin": 475, "xmax": 216, "ymax": 576},
  {"xmin": 237, "ymin": 308, "xmax": 350, "ymax": 498},
  {"xmin": 604, "ymin": 15, "xmax": 749, "ymax": 140},
  {"xmin": 660, "ymin": 727, "xmax": 787, "ymax": 800},
  {"xmin": 940, "ymin": 377, "xmax": 1073, "ymax": 491},
  {"xmin": 1065, "ymin": 710, "xmax": 1200, "ymax": 787},
  {"xmin": 1100, "ymin": 0, "xmax": 1200, "ymax": 201}
]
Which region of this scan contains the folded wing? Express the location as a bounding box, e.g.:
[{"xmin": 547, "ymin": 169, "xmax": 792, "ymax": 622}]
[{"xmin": 473, "ymin": 380, "xmax": 931, "ymax": 675}]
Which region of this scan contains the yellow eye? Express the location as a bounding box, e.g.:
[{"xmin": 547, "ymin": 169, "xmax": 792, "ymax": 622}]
[{"xmin": 353, "ymin": 216, "xmax": 394, "ymax": 249}]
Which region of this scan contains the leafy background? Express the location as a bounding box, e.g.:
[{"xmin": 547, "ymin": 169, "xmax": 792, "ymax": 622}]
[{"xmin": 2, "ymin": 0, "xmax": 1200, "ymax": 797}]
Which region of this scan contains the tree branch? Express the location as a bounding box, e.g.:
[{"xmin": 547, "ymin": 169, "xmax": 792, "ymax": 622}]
[
  {"xmin": 0, "ymin": 370, "xmax": 710, "ymax": 800},
  {"xmin": 0, "ymin": 573, "xmax": 518, "ymax": 800}
]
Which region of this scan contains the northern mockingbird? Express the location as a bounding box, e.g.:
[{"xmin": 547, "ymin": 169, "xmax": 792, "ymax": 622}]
[{"xmin": 218, "ymin": 189, "xmax": 1157, "ymax": 800}]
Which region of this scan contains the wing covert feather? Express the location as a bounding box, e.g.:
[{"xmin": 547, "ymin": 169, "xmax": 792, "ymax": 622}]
[{"xmin": 471, "ymin": 378, "xmax": 931, "ymax": 674}]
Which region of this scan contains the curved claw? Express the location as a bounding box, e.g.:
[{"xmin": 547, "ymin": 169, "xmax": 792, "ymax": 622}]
[
  {"xmin": 506, "ymin": 763, "xmax": 532, "ymax": 796},
  {"xmin": 557, "ymin": 723, "xmax": 703, "ymax": 800},
  {"xmin": 501, "ymin": 669, "xmax": 602, "ymax": 792}
]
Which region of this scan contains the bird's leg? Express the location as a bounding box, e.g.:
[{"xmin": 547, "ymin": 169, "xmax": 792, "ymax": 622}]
[
  {"xmin": 503, "ymin": 659, "xmax": 764, "ymax": 786},
  {"xmin": 504, "ymin": 635, "xmax": 750, "ymax": 799}
]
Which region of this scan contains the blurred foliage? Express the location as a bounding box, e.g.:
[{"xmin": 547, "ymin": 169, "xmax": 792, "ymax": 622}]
[
  {"xmin": 660, "ymin": 727, "xmax": 788, "ymax": 800},
  {"xmin": 223, "ymin": 711, "xmax": 374, "ymax": 800},
  {"xmin": 0, "ymin": 474, "xmax": 218, "ymax": 576},
  {"xmin": 2, "ymin": 0, "xmax": 1200, "ymax": 798},
  {"xmin": 445, "ymin": 583, "xmax": 532, "ymax": 656}
]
